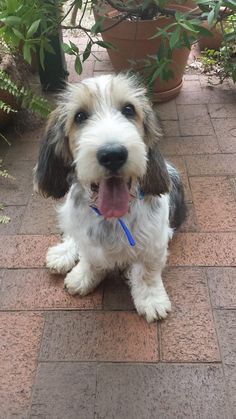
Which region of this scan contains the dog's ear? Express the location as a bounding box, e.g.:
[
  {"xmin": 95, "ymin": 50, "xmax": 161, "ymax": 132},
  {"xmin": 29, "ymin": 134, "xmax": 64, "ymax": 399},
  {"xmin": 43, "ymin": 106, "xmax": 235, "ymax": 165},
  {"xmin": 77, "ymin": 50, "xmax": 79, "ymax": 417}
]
[
  {"xmin": 35, "ymin": 108, "xmax": 73, "ymax": 199},
  {"xmin": 143, "ymin": 103, "xmax": 162, "ymax": 147},
  {"xmin": 140, "ymin": 101, "xmax": 169, "ymax": 195},
  {"xmin": 140, "ymin": 146, "xmax": 170, "ymax": 196}
]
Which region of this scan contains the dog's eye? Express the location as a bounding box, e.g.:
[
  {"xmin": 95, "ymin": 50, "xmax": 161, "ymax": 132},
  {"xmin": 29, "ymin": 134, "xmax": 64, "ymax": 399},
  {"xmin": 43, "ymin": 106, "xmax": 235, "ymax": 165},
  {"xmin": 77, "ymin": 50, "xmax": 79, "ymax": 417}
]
[
  {"xmin": 121, "ymin": 104, "xmax": 136, "ymax": 118},
  {"xmin": 74, "ymin": 111, "xmax": 88, "ymax": 124}
]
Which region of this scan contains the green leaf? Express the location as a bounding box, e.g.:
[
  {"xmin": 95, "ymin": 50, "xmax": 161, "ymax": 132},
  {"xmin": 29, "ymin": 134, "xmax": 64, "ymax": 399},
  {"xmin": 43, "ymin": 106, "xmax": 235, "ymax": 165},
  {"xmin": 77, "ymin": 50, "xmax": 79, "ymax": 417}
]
[
  {"xmin": 23, "ymin": 43, "xmax": 32, "ymax": 65},
  {"xmin": 193, "ymin": 24, "xmax": 214, "ymax": 37},
  {"xmin": 169, "ymin": 27, "xmax": 181, "ymax": 49},
  {"xmin": 224, "ymin": 0, "xmax": 236, "ymax": 11},
  {"xmin": 182, "ymin": 30, "xmax": 191, "ymax": 49},
  {"xmin": 207, "ymin": 9, "xmax": 215, "ymax": 27},
  {"xmin": 91, "ymin": 17, "xmax": 105, "ymax": 34},
  {"xmin": 69, "ymin": 41, "xmax": 79, "ymax": 53},
  {"xmin": 74, "ymin": 0, "xmax": 82, "ymax": 8},
  {"xmin": 142, "ymin": 0, "xmax": 152, "ymax": 11},
  {"xmin": 27, "ymin": 19, "xmax": 41, "ymax": 38},
  {"xmin": 62, "ymin": 42, "xmax": 75, "ymax": 55},
  {"xmin": 83, "ymin": 41, "xmax": 92, "ymax": 62},
  {"xmin": 95, "ymin": 40, "xmax": 116, "ymax": 50},
  {"xmin": 179, "ymin": 21, "xmax": 198, "ymax": 33},
  {"xmin": 3, "ymin": 16, "xmax": 22, "ymax": 26},
  {"xmin": 12, "ymin": 28, "xmax": 24, "ymax": 41},
  {"xmin": 75, "ymin": 55, "xmax": 82, "ymax": 75},
  {"xmin": 39, "ymin": 42, "xmax": 45, "ymax": 70}
]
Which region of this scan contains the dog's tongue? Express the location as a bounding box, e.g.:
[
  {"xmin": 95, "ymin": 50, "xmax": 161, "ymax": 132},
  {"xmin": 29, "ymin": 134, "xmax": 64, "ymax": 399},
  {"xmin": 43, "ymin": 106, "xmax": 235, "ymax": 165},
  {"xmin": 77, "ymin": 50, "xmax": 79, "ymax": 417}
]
[{"xmin": 97, "ymin": 177, "xmax": 130, "ymax": 218}]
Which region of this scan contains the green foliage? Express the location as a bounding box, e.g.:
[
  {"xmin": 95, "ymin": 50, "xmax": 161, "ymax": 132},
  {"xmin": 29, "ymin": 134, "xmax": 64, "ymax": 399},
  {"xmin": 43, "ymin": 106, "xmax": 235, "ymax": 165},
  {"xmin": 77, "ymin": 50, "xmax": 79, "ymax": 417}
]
[
  {"xmin": 0, "ymin": 69, "xmax": 53, "ymax": 118},
  {"xmin": 0, "ymin": 159, "xmax": 14, "ymax": 224},
  {"xmin": 0, "ymin": 0, "xmax": 235, "ymax": 91}
]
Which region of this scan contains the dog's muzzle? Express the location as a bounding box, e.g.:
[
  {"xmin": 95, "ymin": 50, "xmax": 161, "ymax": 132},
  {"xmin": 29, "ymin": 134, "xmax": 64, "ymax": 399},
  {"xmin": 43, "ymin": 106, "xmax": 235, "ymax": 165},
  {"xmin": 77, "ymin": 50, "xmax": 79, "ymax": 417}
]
[{"xmin": 97, "ymin": 143, "xmax": 128, "ymax": 172}]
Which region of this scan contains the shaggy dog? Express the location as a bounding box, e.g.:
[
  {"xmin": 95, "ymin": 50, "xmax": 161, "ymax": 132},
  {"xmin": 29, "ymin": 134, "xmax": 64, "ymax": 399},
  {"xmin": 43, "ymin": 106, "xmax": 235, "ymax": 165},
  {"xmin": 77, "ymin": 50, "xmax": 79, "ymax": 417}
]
[{"xmin": 35, "ymin": 74, "xmax": 186, "ymax": 322}]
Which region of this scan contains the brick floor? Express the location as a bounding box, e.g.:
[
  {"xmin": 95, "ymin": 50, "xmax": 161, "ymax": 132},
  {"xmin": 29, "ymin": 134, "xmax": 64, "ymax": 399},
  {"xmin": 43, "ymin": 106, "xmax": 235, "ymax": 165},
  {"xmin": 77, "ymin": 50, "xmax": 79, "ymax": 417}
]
[{"xmin": 1, "ymin": 45, "xmax": 236, "ymax": 418}]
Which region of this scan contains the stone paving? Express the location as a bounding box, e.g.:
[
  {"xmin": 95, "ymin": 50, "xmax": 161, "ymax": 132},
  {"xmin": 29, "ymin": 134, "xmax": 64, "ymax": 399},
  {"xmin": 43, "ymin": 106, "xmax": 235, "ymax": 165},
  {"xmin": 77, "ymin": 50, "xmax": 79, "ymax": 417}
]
[{"xmin": 0, "ymin": 43, "xmax": 236, "ymax": 418}]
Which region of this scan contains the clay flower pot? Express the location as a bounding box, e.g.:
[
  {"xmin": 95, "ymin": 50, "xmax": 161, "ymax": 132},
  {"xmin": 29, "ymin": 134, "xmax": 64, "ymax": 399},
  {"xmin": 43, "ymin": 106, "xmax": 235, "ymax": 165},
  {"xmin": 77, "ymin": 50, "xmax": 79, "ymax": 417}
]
[
  {"xmin": 94, "ymin": 3, "xmax": 194, "ymax": 102},
  {"xmin": 198, "ymin": 22, "xmax": 223, "ymax": 51}
]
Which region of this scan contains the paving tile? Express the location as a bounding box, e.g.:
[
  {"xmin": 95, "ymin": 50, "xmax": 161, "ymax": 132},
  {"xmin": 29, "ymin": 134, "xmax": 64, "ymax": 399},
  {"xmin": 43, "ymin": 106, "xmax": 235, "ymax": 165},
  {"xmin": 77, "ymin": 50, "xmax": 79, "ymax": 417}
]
[
  {"xmin": 179, "ymin": 203, "xmax": 198, "ymax": 232},
  {"xmin": 223, "ymin": 365, "xmax": 236, "ymax": 417},
  {"xmin": 207, "ymin": 268, "xmax": 236, "ymax": 309},
  {"xmin": 30, "ymin": 362, "xmax": 96, "ymax": 419},
  {"xmin": 214, "ymin": 310, "xmax": 236, "ymax": 417},
  {"xmin": 177, "ymin": 104, "xmax": 209, "ymax": 120},
  {"xmin": 0, "ymin": 269, "xmax": 102, "ymax": 310},
  {"xmin": 156, "ymin": 100, "xmax": 178, "ymax": 120},
  {"xmin": 208, "ymin": 103, "xmax": 236, "ymax": 118},
  {"xmin": 230, "ymin": 177, "xmax": 236, "ymax": 201},
  {"xmin": 159, "ymin": 135, "xmax": 220, "ymax": 156},
  {"xmin": 160, "ymin": 268, "xmax": 220, "ymax": 362},
  {"xmin": 181, "ymin": 79, "xmax": 202, "ymax": 90},
  {"xmin": 95, "ymin": 363, "xmax": 230, "ymax": 419},
  {"xmin": 183, "ymin": 74, "xmax": 200, "ymax": 81},
  {"xmin": 168, "ymin": 156, "xmax": 192, "ymax": 202},
  {"xmin": 103, "ymin": 275, "xmax": 134, "ymax": 310},
  {"xmin": 168, "ymin": 232, "xmax": 236, "ymax": 266},
  {"xmin": 179, "ymin": 116, "xmax": 214, "ymax": 136},
  {"xmin": 20, "ymin": 193, "xmax": 59, "ymax": 234},
  {"xmin": 212, "ymin": 118, "xmax": 236, "ymax": 152},
  {"xmin": 162, "ymin": 120, "xmax": 180, "ymax": 136},
  {"xmin": 40, "ymin": 311, "xmax": 158, "ymax": 362},
  {"xmin": 190, "ymin": 177, "xmax": 236, "ymax": 232},
  {"xmin": 0, "ymin": 161, "xmax": 34, "ymax": 205},
  {"xmin": 0, "ymin": 234, "xmax": 59, "ymax": 268},
  {"xmin": 176, "ymin": 88, "xmax": 236, "ymax": 104},
  {"xmin": 16, "ymin": 127, "xmax": 44, "ymax": 143},
  {"xmin": 176, "ymin": 89, "xmax": 212, "ymax": 105},
  {"xmin": 4, "ymin": 141, "xmax": 39, "ymax": 164},
  {"xmin": 0, "ymin": 205, "xmax": 25, "ymax": 235},
  {"xmin": 94, "ymin": 60, "xmax": 114, "ymax": 71},
  {"xmin": 0, "ymin": 312, "xmax": 44, "ymax": 419},
  {"xmin": 214, "ymin": 310, "xmax": 236, "ymax": 366},
  {"xmin": 186, "ymin": 154, "xmax": 236, "ymax": 176}
]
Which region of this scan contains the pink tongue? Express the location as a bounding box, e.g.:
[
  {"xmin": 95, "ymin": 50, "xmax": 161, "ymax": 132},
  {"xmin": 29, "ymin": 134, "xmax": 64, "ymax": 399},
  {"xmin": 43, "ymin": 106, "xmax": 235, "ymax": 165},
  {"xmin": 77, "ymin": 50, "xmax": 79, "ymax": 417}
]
[{"xmin": 97, "ymin": 178, "xmax": 130, "ymax": 218}]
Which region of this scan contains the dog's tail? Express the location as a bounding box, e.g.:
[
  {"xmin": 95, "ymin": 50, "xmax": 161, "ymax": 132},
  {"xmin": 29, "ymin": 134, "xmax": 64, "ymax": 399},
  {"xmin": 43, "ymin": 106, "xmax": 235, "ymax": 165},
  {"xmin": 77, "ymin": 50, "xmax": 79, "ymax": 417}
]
[{"xmin": 166, "ymin": 162, "xmax": 187, "ymax": 231}]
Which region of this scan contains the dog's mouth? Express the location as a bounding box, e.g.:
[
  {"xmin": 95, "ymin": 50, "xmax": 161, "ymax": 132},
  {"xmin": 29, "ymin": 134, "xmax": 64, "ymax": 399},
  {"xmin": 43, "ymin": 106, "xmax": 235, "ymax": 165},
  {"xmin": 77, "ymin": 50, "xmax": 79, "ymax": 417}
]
[{"xmin": 91, "ymin": 177, "xmax": 132, "ymax": 219}]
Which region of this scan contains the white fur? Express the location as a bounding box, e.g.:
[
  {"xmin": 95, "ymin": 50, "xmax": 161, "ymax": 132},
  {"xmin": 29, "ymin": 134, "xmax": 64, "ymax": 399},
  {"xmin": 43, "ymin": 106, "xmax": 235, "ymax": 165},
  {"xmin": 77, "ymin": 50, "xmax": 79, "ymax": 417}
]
[{"xmin": 42, "ymin": 74, "xmax": 181, "ymax": 322}]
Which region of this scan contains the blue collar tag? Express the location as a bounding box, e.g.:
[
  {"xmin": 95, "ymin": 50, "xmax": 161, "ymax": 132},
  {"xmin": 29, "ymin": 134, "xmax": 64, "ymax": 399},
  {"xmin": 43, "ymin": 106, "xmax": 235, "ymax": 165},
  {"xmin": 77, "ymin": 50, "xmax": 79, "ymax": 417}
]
[{"xmin": 90, "ymin": 206, "xmax": 136, "ymax": 247}]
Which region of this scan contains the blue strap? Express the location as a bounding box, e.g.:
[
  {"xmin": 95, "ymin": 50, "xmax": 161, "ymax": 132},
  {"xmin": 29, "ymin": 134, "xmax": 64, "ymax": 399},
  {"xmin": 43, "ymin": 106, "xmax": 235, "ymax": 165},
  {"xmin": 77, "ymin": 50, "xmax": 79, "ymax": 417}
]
[{"xmin": 90, "ymin": 206, "xmax": 136, "ymax": 247}]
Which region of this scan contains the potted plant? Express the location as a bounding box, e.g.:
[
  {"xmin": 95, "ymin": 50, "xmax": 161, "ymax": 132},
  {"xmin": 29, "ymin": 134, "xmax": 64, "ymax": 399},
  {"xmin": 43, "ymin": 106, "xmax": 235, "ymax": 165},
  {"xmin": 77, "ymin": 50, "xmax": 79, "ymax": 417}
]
[{"xmin": 1, "ymin": 0, "xmax": 235, "ymax": 101}]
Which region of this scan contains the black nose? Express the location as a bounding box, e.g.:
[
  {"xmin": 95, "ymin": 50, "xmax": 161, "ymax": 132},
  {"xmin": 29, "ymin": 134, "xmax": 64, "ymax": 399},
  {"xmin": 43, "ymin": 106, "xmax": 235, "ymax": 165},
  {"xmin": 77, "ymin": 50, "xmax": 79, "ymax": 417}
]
[{"xmin": 97, "ymin": 143, "xmax": 128, "ymax": 172}]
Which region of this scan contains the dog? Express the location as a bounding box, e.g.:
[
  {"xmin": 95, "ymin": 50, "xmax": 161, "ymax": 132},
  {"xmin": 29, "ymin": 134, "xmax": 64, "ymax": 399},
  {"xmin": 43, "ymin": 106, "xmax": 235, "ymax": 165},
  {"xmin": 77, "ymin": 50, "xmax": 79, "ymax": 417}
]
[{"xmin": 34, "ymin": 73, "xmax": 186, "ymax": 322}]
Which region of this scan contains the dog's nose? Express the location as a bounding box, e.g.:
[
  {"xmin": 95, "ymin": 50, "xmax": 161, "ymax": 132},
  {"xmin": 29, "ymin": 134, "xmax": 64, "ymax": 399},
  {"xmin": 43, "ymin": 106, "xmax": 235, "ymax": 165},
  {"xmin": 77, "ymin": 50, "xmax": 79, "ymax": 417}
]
[{"xmin": 97, "ymin": 144, "xmax": 128, "ymax": 171}]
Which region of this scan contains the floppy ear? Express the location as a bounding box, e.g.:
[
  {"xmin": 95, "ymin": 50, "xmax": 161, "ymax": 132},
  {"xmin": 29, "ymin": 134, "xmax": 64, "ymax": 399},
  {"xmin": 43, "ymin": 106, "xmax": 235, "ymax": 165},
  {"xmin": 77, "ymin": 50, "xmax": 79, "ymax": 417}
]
[
  {"xmin": 143, "ymin": 103, "xmax": 163, "ymax": 147},
  {"xmin": 140, "ymin": 102, "xmax": 169, "ymax": 195},
  {"xmin": 140, "ymin": 146, "xmax": 170, "ymax": 196},
  {"xmin": 35, "ymin": 109, "xmax": 73, "ymax": 199}
]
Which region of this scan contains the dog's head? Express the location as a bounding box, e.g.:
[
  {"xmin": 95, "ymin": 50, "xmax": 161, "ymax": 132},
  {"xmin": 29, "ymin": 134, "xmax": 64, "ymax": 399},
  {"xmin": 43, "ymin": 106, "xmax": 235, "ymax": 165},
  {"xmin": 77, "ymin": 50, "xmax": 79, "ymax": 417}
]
[{"xmin": 35, "ymin": 74, "xmax": 170, "ymax": 217}]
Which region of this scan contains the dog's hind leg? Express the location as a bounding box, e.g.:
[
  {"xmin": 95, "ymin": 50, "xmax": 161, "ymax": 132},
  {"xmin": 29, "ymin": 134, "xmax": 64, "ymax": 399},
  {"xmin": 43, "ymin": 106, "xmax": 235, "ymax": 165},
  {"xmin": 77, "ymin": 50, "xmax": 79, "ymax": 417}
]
[{"xmin": 46, "ymin": 236, "xmax": 79, "ymax": 274}]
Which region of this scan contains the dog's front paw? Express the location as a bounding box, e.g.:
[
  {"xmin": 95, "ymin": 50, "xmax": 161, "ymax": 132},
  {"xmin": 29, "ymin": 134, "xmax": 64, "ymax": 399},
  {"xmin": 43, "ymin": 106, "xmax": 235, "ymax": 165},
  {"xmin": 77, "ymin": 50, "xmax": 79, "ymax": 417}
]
[
  {"xmin": 64, "ymin": 263, "xmax": 98, "ymax": 296},
  {"xmin": 46, "ymin": 239, "xmax": 78, "ymax": 274},
  {"xmin": 134, "ymin": 292, "xmax": 171, "ymax": 323}
]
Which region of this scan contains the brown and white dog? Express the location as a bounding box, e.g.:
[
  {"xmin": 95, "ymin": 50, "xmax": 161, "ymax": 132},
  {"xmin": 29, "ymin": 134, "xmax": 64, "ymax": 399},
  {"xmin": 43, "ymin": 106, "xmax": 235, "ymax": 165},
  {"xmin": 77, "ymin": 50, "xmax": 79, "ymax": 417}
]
[{"xmin": 35, "ymin": 74, "xmax": 186, "ymax": 322}]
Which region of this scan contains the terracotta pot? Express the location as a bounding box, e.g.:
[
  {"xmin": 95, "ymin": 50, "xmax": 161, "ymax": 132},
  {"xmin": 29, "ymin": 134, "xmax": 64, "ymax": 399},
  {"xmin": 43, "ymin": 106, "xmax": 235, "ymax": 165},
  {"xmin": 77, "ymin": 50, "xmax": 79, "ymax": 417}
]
[
  {"xmin": 198, "ymin": 22, "xmax": 223, "ymax": 51},
  {"xmin": 0, "ymin": 53, "xmax": 19, "ymax": 128},
  {"xmin": 94, "ymin": 4, "xmax": 192, "ymax": 102}
]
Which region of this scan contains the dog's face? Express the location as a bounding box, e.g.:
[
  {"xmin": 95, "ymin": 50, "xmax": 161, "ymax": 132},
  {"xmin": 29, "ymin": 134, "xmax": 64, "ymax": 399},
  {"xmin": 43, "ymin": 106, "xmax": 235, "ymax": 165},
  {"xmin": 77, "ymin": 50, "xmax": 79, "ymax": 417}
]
[{"xmin": 35, "ymin": 74, "xmax": 170, "ymax": 218}]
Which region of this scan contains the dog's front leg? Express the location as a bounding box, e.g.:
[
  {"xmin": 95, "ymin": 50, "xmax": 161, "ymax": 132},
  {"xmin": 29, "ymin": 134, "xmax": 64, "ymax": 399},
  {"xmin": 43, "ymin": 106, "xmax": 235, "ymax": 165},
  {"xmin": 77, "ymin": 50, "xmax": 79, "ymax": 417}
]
[
  {"xmin": 64, "ymin": 257, "xmax": 105, "ymax": 296},
  {"xmin": 128, "ymin": 262, "xmax": 171, "ymax": 323}
]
